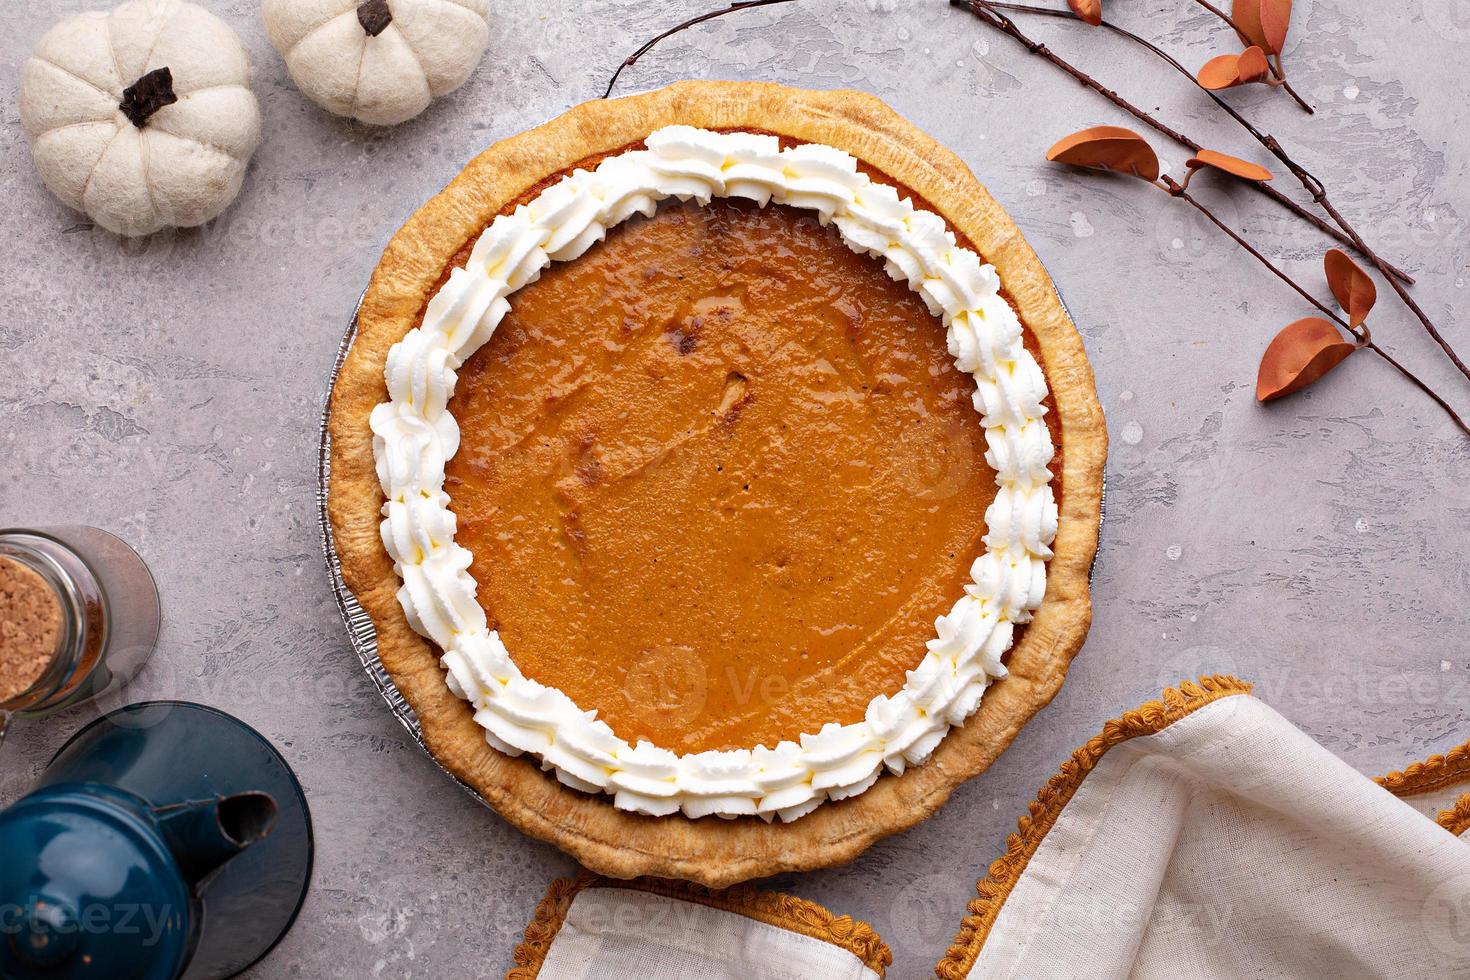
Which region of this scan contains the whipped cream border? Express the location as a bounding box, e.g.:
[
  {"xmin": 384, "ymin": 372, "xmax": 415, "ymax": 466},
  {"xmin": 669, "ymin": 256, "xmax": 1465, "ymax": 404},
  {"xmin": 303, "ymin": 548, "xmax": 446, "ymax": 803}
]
[{"xmin": 370, "ymin": 126, "xmax": 1057, "ymax": 822}]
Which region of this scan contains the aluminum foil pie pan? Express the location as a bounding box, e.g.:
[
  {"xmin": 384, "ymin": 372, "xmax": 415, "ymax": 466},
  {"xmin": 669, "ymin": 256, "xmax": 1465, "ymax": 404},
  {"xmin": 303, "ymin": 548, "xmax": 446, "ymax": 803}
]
[{"xmin": 317, "ymin": 297, "xmax": 495, "ymax": 810}]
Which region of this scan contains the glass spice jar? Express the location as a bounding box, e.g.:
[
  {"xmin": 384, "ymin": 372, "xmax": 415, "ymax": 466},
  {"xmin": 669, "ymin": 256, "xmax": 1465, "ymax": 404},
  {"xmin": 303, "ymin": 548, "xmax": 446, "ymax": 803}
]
[{"xmin": 0, "ymin": 527, "xmax": 160, "ymax": 740}]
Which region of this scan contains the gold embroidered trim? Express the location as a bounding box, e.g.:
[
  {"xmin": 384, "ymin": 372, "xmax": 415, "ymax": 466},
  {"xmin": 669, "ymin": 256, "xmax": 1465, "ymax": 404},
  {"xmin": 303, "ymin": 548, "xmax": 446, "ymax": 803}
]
[
  {"xmin": 1441, "ymin": 794, "xmax": 1470, "ymax": 837},
  {"xmin": 1375, "ymin": 737, "xmax": 1470, "ymax": 799},
  {"xmin": 933, "ymin": 675, "xmax": 1255, "ymax": 980},
  {"xmin": 507, "ymin": 871, "xmax": 893, "ymax": 978},
  {"xmin": 1375, "ymin": 738, "xmax": 1470, "ymax": 838},
  {"xmin": 507, "ymin": 876, "xmax": 583, "ymax": 980}
]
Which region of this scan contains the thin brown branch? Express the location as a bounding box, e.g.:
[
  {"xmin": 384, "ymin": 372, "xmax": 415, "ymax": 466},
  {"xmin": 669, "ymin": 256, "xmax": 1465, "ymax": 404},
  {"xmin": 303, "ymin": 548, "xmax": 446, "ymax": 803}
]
[
  {"xmin": 1186, "ymin": 0, "xmax": 1313, "ymax": 112},
  {"xmin": 1366, "ymin": 341, "xmax": 1469, "ymax": 435},
  {"xmin": 1171, "ymin": 182, "xmax": 1347, "ymax": 326},
  {"xmin": 964, "ymin": 2, "xmax": 1470, "ymax": 391},
  {"xmin": 979, "ymin": 1, "xmax": 1466, "ymax": 384},
  {"xmin": 977, "ymin": 1, "xmax": 1413, "ymax": 286},
  {"xmin": 1271, "ymin": 139, "xmax": 1470, "ymax": 384},
  {"xmin": 602, "ymin": 0, "xmax": 797, "ymax": 99},
  {"xmin": 1266, "ymin": 53, "xmax": 1313, "ymax": 113},
  {"xmin": 1170, "ymin": 182, "xmax": 1469, "ymax": 436},
  {"xmin": 951, "ymin": 1, "xmax": 1400, "ymax": 281}
]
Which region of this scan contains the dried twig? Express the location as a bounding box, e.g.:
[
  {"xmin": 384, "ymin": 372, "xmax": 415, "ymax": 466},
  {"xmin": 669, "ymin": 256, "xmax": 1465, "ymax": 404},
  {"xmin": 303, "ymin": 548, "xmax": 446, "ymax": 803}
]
[
  {"xmin": 949, "ymin": 1, "xmax": 1400, "ymax": 282},
  {"xmin": 1261, "ymin": 134, "xmax": 1470, "ymax": 383},
  {"xmin": 602, "ymin": 0, "xmax": 797, "ymax": 99},
  {"xmin": 1161, "ymin": 177, "xmax": 1468, "ymax": 435},
  {"xmin": 964, "ymin": 0, "xmax": 1469, "ymax": 386},
  {"xmin": 979, "ymin": 0, "xmax": 1413, "ymax": 288}
]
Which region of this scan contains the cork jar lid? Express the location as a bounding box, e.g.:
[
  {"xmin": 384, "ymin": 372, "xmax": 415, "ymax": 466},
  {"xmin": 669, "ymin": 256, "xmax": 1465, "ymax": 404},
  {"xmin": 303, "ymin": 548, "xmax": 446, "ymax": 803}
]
[{"xmin": 0, "ymin": 555, "xmax": 64, "ymax": 704}]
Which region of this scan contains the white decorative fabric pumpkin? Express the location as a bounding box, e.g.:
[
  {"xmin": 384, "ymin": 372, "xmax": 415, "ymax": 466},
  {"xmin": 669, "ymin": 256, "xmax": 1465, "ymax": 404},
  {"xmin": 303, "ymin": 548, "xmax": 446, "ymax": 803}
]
[
  {"xmin": 20, "ymin": 0, "xmax": 261, "ymax": 237},
  {"xmin": 262, "ymin": 0, "xmax": 491, "ymax": 126}
]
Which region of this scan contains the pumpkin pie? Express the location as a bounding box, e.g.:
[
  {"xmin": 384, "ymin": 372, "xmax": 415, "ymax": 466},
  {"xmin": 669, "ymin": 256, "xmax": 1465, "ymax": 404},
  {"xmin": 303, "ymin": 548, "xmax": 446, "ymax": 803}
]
[{"xmin": 327, "ymin": 81, "xmax": 1105, "ymax": 885}]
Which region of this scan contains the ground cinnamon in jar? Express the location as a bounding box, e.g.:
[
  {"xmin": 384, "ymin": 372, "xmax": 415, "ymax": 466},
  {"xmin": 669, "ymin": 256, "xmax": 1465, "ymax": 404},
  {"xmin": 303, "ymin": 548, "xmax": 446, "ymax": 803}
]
[{"xmin": 0, "ymin": 555, "xmax": 63, "ymax": 703}]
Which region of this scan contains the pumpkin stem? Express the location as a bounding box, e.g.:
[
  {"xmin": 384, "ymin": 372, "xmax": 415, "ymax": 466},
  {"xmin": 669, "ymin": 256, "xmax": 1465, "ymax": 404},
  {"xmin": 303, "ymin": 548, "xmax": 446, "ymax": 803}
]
[
  {"xmin": 357, "ymin": 0, "xmax": 393, "ymax": 36},
  {"xmin": 119, "ymin": 67, "xmax": 178, "ymax": 128}
]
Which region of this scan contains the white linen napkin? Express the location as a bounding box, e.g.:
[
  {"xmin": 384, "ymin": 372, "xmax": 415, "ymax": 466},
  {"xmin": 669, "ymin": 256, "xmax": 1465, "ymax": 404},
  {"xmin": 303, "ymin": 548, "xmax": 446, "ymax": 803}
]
[
  {"xmin": 509, "ymin": 876, "xmax": 891, "ymax": 979},
  {"xmin": 936, "ymin": 678, "xmax": 1470, "ymax": 979}
]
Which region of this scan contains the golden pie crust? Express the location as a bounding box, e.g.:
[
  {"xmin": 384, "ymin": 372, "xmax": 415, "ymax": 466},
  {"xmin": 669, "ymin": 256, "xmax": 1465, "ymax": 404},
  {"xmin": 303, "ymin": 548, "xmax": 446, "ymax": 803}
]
[{"xmin": 328, "ymin": 80, "xmax": 1106, "ymax": 887}]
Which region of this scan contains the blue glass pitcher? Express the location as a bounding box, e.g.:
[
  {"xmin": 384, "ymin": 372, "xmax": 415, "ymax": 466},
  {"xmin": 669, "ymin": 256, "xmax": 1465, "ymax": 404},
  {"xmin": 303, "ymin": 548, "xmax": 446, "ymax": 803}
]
[{"xmin": 0, "ymin": 702, "xmax": 313, "ymax": 978}]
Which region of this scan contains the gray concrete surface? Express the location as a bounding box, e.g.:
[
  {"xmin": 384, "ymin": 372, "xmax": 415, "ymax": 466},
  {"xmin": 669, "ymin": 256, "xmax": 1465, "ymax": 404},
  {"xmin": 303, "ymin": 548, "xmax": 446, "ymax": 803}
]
[{"xmin": 3, "ymin": 1, "xmax": 1468, "ymax": 976}]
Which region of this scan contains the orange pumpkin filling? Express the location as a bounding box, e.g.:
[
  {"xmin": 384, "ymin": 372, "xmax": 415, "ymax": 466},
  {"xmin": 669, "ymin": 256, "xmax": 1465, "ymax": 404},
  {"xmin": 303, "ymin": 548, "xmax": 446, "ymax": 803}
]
[{"xmin": 444, "ymin": 198, "xmax": 997, "ymax": 754}]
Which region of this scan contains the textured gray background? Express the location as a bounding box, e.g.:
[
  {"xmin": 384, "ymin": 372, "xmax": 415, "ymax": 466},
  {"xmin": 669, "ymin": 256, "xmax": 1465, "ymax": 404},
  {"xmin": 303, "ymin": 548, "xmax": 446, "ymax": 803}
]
[{"xmin": 3, "ymin": 0, "xmax": 1468, "ymax": 977}]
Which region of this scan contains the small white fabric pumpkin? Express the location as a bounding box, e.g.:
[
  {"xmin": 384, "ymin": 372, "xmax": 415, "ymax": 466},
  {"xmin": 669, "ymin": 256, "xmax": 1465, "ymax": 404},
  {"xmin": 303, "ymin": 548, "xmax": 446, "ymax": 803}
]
[
  {"xmin": 20, "ymin": 0, "xmax": 261, "ymax": 237},
  {"xmin": 262, "ymin": 0, "xmax": 491, "ymax": 126}
]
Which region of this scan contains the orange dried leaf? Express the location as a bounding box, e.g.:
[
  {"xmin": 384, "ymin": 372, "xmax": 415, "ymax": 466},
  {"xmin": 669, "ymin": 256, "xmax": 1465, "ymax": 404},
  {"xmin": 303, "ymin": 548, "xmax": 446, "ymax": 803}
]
[
  {"xmin": 1324, "ymin": 248, "xmax": 1377, "ymax": 327},
  {"xmin": 1237, "ymin": 45, "xmax": 1270, "ymax": 83},
  {"xmin": 1187, "ymin": 149, "xmax": 1273, "ymax": 182},
  {"xmin": 1260, "ymin": 0, "xmax": 1292, "ymax": 54},
  {"xmin": 1198, "ymin": 53, "xmax": 1244, "ymax": 90},
  {"xmin": 1045, "ymin": 126, "xmax": 1160, "ymax": 182},
  {"xmin": 1256, "ymin": 317, "xmax": 1357, "ymax": 402},
  {"xmin": 1232, "ymin": 0, "xmax": 1272, "ymax": 53},
  {"xmin": 1068, "ymin": 0, "xmax": 1103, "ymax": 26},
  {"xmin": 1197, "ymin": 47, "xmax": 1269, "ymax": 89}
]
